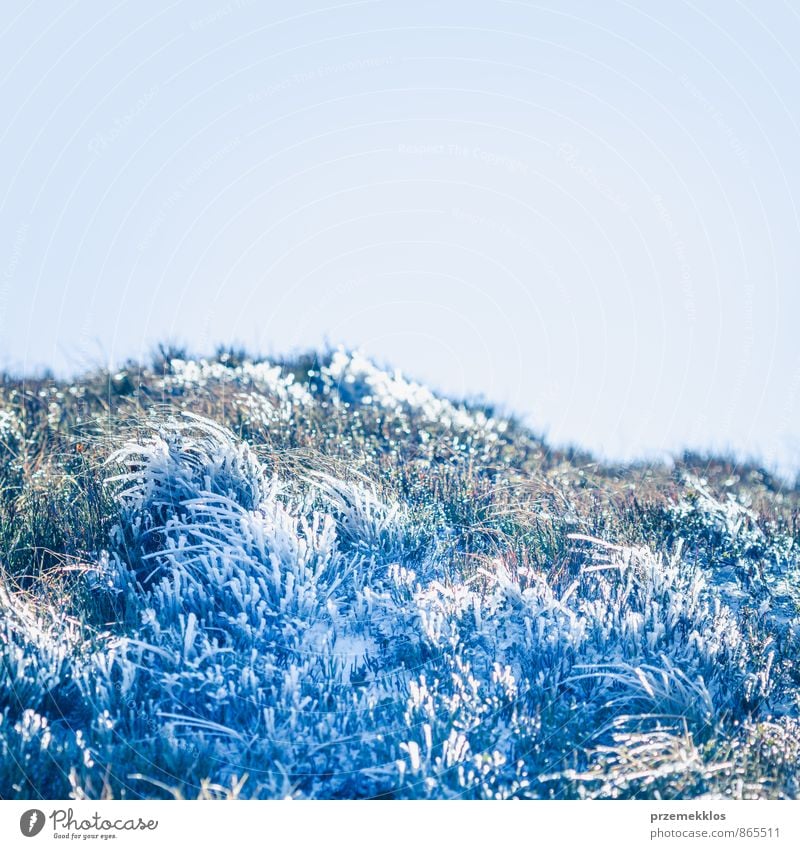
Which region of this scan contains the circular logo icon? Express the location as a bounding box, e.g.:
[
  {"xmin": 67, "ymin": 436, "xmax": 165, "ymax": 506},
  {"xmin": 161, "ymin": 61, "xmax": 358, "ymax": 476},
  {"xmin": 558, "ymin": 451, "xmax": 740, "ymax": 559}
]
[{"xmin": 20, "ymin": 810, "xmax": 46, "ymax": 837}]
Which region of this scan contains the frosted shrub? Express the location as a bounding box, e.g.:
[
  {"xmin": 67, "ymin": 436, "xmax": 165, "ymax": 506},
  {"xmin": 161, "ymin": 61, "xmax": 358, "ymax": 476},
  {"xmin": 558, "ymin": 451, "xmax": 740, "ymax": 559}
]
[
  {"xmin": 107, "ymin": 414, "xmax": 270, "ymax": 582},
  {"xmin": 321, "ymin": 350, "xmax": 496, "ymax": 433},
  {"xmin": 110, "ymin": 413, "xmax": 268, "ymax": 512},
  {"xmin": 162, "ymin": 358, "xmax": 312, "ymax": 412},
  {"xmin": 670, "ymin": 476, "xmax": 799, "ymax": 642},
  {"xmin": 0, "ymin": 582, "xmax": 82, "ymax": 718},
  {"xmin": 0, "ymin": 408, "xmax": 24, "ymax": 445},
  {"xmin": 0, "ymin": 578, "xmax": 102, "ymax": 798},
  {"xmin": 310, "ymin": 472, "xmax": 421, "ymax": 565}
]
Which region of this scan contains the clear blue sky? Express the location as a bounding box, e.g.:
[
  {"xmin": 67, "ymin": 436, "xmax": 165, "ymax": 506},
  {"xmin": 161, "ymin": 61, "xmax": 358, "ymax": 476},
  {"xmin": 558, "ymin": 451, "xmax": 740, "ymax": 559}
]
[{"xmin": 1, "ymin": 1, "xmax": 799, "ymax": 475}]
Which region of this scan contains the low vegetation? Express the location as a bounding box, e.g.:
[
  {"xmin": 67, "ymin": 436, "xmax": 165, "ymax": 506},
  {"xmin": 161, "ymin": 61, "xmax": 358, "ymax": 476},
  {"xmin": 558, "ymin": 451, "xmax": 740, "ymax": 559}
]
[{"xmin": 1, "ymin": 348, "xmax": 798, "ymax": 799}]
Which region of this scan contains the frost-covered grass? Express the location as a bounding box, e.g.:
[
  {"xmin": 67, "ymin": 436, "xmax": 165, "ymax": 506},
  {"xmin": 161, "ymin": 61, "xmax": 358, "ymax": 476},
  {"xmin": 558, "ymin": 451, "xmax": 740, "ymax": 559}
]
[{"xmin": 0, "ymin": 348, "xmax": 798, "ymax": 799}]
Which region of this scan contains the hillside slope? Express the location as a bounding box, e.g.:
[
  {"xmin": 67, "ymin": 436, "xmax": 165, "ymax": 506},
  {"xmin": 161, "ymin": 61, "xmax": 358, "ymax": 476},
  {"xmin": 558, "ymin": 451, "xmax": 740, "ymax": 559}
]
[{"xmin": 1, "ymin": 349, "xmax": 799, "ymax": 799}]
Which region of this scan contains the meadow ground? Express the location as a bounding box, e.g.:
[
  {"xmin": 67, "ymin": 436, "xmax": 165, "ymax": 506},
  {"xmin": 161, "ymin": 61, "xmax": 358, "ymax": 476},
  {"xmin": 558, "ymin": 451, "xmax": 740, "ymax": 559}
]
[{"xmin": 1, "ymin": 348, "xmax": 798, "ymax": 799}]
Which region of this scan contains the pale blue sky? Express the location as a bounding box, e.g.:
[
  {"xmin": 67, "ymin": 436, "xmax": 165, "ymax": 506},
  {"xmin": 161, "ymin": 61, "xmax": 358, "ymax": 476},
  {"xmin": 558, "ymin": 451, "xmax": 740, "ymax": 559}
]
[{"xmin": 1, "ymin": 1, "xmax": 799, "ymax": 474}]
